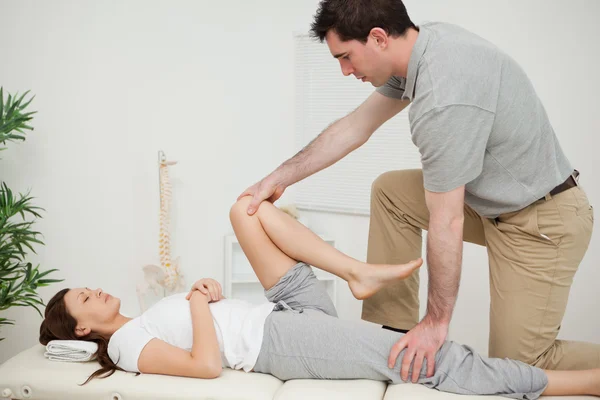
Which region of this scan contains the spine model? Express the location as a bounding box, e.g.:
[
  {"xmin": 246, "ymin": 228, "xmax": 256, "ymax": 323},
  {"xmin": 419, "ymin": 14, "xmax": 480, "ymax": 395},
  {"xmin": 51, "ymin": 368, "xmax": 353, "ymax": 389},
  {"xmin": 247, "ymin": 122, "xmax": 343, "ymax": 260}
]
[
  {"xmin": 137, "ymin": 152, "xmax": 185, "ymax": 311},
  {"xmin": 158, "ymin": 156, "xmax": 181, "ymax": 290}
]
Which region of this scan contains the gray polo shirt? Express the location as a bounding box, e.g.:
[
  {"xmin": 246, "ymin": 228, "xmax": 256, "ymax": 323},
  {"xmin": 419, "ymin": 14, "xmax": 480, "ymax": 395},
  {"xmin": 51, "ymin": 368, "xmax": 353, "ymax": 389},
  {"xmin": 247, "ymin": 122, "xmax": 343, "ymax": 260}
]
[{"xmin": 377, "ymin": 22, "xmax": 573, "ymax": 218}]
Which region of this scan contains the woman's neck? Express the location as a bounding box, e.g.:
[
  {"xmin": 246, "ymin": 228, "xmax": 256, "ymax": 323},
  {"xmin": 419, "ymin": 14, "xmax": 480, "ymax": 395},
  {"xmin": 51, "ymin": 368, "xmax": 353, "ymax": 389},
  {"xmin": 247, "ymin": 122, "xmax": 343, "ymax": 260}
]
[{"xmin": 99, "ymin": 314, "xmax": 133, "ymax": 339}]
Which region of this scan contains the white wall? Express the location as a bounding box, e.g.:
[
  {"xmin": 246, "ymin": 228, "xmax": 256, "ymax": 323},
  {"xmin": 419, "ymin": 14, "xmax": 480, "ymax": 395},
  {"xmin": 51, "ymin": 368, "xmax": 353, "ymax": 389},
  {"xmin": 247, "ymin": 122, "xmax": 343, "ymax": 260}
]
[{"xmin": 1, "ymin": 0, "xmax": 598, "ymax": 364}]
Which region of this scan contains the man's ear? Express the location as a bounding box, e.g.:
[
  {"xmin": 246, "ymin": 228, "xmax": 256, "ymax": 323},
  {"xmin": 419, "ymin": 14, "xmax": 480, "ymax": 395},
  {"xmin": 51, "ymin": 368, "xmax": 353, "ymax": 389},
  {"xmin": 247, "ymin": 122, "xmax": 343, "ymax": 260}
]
[
  {"xmin": 75, "ymin": 325, "xmax": 91, "ymax": 337},
  {"xmin": 369, "ymin": 27, "xmax": 389, "ymax": 47}
]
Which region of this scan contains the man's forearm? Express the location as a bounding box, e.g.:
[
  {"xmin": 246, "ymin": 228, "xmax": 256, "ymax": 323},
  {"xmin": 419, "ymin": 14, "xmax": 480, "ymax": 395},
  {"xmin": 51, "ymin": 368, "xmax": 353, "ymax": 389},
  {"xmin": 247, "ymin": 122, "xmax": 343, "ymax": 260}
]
[
  {"xmin": 273, "ymin": 113, "xmax": 366, "ymax": 187},
  {"xmin": 425, "ymin": 217, "xmax": 464, "ymax": 324}
]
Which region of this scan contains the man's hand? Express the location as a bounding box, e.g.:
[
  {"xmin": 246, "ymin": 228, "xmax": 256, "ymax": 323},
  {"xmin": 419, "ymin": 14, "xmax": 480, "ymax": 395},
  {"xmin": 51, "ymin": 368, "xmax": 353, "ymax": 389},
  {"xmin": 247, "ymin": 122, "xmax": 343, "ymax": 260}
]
[
  {"xmin": 237, "ymin": 176, "xmax": 287, "ymax": 215},
  {"xmin": 388, "ymin": 315, "xmax": 448, "ymax": 383},
  {"xmin": 185, "ymin": 278, "xmax": 225, "ymax": 302}
]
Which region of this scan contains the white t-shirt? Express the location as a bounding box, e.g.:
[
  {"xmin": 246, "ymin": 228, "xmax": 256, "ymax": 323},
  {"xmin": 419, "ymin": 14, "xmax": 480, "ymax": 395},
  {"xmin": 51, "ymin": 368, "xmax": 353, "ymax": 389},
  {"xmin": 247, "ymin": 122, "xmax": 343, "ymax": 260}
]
[{"xmin": 107, "ymin": 293, "xmax": 275, "ymax": 373}]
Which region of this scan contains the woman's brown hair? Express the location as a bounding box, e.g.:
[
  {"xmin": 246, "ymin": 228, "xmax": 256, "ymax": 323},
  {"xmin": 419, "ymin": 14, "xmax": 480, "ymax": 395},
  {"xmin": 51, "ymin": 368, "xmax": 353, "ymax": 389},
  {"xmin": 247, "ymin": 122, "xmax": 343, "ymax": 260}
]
[{"xmin": 39, "ymin": 288, "xmax": 133, "ymax": 384}]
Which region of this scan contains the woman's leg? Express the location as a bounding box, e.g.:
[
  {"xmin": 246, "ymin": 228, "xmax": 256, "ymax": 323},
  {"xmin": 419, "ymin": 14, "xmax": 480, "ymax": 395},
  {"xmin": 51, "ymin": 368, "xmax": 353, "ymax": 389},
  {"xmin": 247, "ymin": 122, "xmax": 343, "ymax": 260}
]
[
  {"xmin": 229, "ymin": 196, "xmax": 422, "ymax": 296},
  {"xmin": 255, "ymin": 310, "xmax": 599, "ymax": 400},
  {"xmin": 542, "ymin": 369, "xmax": 600, "ymax": 396}
]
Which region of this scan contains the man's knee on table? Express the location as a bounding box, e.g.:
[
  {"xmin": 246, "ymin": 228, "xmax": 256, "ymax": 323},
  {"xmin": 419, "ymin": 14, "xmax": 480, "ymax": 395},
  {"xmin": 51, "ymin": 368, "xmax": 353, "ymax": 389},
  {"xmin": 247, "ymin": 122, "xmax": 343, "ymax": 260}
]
[{"xmin": 489, "ymin": 339, "xmax": 545, "ymax": 367}]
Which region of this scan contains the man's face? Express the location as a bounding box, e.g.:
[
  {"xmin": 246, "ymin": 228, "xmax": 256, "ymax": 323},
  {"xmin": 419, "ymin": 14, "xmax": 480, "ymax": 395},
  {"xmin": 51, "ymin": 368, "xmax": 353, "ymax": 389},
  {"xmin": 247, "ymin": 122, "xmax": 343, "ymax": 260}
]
[{"xmin": 325, "ymin": 29, "xmax": 392, "ymax": 87}]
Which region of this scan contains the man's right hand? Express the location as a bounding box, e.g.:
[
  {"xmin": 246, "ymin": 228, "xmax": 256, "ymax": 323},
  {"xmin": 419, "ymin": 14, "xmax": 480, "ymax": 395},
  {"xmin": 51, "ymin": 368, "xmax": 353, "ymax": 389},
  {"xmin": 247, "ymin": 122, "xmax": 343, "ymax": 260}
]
[{"xmin": 237, "ymin": 176, "xmax": 287, "ymax": 215}]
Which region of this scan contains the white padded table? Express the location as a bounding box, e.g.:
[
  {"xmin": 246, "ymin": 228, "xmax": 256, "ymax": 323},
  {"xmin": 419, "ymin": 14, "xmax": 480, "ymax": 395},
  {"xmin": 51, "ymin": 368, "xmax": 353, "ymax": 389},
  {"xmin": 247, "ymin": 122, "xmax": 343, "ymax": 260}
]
[
  {"xmin": 273, "ymin": 379, "xmax": 387, "ymax": 400},
  {"xmin": 0, "ymin": 345, "xmax": 595, "ymax": 400},
  {"xmin": 383, "ymin": 378, "xmax": 596, "ymax": 400},
  {"xmin": 0, "ymin": 345, "xmax": 281, "ymax": 400}
]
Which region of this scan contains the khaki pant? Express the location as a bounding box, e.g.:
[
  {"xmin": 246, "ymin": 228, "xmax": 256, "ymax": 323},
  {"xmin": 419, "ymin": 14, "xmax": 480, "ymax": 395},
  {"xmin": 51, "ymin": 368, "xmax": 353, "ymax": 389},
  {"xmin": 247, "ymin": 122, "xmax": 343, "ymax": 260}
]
[{"xmin": 363, "ymin": 169, "xmax": 598, "ymax": 370}]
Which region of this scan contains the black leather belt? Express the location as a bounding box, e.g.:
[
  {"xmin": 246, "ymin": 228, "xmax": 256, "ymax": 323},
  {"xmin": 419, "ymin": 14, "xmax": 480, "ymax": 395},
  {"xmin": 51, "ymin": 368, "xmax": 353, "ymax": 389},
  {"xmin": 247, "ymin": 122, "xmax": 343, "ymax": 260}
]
[{"xmin": 539, "ymin": 170, "xmax": 579, "ymax": 201}]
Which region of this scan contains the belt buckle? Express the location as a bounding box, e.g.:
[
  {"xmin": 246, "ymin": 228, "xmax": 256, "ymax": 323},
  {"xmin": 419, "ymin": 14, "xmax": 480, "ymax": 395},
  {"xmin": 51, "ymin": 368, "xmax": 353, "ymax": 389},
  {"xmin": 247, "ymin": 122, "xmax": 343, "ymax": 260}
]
[{"xmin": 572, "ymin": 169, "xmax": 580, "ymax": 185}]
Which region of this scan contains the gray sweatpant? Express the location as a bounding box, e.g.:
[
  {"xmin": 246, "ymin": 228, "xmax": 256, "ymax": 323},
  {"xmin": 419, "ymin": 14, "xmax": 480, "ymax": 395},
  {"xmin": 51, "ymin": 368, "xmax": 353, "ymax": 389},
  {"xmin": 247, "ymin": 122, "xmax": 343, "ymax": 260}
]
[{"xmin": 253, "ymin": 262, "xmax": 548, "ymax": 399}]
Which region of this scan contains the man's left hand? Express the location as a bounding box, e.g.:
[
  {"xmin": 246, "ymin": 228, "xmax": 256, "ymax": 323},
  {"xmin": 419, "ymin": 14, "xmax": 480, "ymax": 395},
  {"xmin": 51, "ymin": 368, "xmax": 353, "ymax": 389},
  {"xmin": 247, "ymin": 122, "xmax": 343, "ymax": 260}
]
[{"xmin": 387, "ymin": 315, "xmax": 448, "ymax": 383}]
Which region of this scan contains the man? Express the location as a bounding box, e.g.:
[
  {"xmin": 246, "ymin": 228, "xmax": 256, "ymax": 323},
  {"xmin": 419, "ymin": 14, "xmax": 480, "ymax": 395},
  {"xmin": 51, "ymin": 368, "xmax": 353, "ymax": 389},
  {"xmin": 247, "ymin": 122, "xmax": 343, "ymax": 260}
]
[{"xmin": 239, "ymin": 0, "xmax": 597, "ymax": 382}]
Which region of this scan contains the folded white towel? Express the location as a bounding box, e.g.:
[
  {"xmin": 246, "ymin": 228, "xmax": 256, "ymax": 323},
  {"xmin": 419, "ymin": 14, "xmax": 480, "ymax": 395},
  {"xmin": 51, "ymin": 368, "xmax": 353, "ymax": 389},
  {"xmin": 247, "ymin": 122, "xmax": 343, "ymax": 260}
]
[{"xmin": 44, "ymin": 340, "xmax": 98, "ymax": 362}]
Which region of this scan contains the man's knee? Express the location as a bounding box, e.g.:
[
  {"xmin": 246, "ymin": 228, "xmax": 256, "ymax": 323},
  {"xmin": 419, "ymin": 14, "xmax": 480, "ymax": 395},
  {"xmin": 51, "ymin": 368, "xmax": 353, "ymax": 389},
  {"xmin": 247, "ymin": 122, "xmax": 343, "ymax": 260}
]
[
  {"xmin": 489, "ymin": 341, "xmax": 539, "ymax": 366},
  {"xmin": 371, "ymin": 169, "xmax": 423, "ymax": 200},
  {"xmin": 493, "ymin": 340, "xmax": 600, "ymax": 370},
  {"xmin": 371, "ymin": 171, "xmax": 398, "ymax": 199}
]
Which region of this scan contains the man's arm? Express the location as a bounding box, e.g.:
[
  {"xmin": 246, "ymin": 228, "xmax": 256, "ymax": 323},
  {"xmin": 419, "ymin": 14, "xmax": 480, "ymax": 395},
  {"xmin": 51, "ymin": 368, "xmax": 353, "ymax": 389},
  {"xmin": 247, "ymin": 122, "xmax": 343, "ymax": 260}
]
[
  {"xmin": 240, "ymin": 92, "xmax": 410, "ymax": 213},
  {"xmin": 276, "ymin": 92, "xmax": 410, "ymax": 187},
  {"xmin": 424, "ymin": 185, "xmax": 465, "ymax": 324},
  {"xmin": 388, "ymin": 185, "xmax": 465, "ymax": 383}
]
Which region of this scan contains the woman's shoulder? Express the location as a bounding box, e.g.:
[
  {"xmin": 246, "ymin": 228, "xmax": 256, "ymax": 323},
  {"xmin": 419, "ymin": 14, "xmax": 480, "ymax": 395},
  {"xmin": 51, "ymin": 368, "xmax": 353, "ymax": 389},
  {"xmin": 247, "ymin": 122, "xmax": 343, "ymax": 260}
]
[
  {"xmin": 108, "ymin": 317, "xmax": 143, "ymax": 352},
  {"xmin": 108, "ymin": 317, "xmax": 153, "ymax": 372}
]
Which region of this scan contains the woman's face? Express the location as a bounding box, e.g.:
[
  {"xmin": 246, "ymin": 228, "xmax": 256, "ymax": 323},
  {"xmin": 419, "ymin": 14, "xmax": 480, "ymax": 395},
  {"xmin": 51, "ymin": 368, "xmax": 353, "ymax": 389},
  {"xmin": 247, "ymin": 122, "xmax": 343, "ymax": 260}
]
[{"xmin": 63, "ymin": 287, "xmax": 121, "ymax": 337}]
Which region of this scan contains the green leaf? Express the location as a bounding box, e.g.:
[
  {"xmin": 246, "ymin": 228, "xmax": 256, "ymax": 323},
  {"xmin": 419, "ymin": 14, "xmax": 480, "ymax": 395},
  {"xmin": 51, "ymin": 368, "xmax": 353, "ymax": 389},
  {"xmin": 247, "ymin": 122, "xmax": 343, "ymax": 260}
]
[
  {"xmin": 5, "ymin": 92, "xmax": 12, "ymax": 112},
  {"xmin": 36, "ymin": 268, "xmax": 61, "ymax": 279},
  {"xmin": 20, "ymin": 240, "xmax": 39, "ymax": 254},
  {"xmin": 24, "ymin": 263, "xmax": 32, "ymax": 281},
  {"xmin": 38, "ymin": 279, "xmax": 64, "ymax": 285},
  {"xmin": 19, "ymin": 96, "xmax": 36, "ymax": 113},
  {"xmin": 21, "ymin": 297, "xmax": 44, "ymax": 306},
  {"xmin": 30, "ymin": 304, "xmax": 43, "ymax": 317},
  {"xmin": 5, "ymin": 94, "xmax": 19, "ymax": 118},
  {"xmin": 14, "ymin": 91, "xmax": 29, "ymax": 109},
  {"xmin": 19, "ymin": 111, "xmax": 37, "ymax": 119}
]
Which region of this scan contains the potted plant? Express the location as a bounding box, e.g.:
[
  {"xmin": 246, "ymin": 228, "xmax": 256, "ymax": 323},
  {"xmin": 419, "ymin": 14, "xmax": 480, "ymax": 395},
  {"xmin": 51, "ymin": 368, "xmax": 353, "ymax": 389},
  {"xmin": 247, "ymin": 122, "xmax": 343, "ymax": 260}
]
[{"xmin": 0, "ymin": 87, "xmax": 63, "ymax": 341}]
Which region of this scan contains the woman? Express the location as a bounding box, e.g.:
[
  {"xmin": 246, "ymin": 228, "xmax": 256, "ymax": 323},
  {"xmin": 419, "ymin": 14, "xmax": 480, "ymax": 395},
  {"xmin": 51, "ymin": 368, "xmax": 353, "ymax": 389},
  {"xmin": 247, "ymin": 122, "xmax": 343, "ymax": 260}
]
[{"xmin": 39, "ymin": 197, "xmax": 599, "ymax": 398}]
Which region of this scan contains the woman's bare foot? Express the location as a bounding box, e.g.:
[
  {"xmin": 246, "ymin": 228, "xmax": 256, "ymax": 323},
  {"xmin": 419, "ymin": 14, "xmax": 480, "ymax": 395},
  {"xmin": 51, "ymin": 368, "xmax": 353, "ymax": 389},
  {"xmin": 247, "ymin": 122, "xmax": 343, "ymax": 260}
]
[{"xmin": 348, "ymin": 258, "xmax": 423, "ymax": 300}]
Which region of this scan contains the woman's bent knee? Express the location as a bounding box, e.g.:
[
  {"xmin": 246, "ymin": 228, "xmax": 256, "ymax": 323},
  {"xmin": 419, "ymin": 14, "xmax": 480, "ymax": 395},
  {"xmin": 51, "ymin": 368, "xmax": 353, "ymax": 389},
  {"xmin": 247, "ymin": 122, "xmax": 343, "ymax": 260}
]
[{"xmin": 229, "ymin": 196, "xmax": 253, "ymax": 223}]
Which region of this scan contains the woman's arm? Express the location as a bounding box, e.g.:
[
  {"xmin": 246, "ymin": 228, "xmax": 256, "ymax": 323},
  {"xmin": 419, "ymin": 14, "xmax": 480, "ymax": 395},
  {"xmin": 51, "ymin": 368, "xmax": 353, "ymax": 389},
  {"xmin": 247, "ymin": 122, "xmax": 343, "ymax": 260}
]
[
  {"xmin": 137, "ymin": 291, "xmax": 222, "ymax": 378},
  {"xmin": 189, "ymin": 289, "xmax": 222, "ymax": 369}
]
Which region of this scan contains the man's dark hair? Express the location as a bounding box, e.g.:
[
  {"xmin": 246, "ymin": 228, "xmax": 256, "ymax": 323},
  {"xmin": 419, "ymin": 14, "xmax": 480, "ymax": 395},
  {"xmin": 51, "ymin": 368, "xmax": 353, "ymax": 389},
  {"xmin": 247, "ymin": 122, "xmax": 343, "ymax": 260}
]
[{"xmin": 310, "ymin": 0, "xmax": 417, "ymax": 43}]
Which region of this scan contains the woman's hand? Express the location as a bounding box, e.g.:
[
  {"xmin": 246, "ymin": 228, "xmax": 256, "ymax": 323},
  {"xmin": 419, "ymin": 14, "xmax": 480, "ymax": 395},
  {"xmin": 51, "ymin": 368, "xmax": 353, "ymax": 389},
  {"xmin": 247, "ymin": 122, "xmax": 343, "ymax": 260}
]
[{"xmin": 185, "ymin": 278, "xmax": 225, "ymax": 302}]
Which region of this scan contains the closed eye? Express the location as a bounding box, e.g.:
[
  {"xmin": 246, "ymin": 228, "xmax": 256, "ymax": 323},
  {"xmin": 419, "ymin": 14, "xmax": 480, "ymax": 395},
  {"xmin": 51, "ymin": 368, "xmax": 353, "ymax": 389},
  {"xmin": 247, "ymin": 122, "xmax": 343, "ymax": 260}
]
[{"xmin": 84, "ymin": 296, "xmax": 89, "ymax": 303}]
